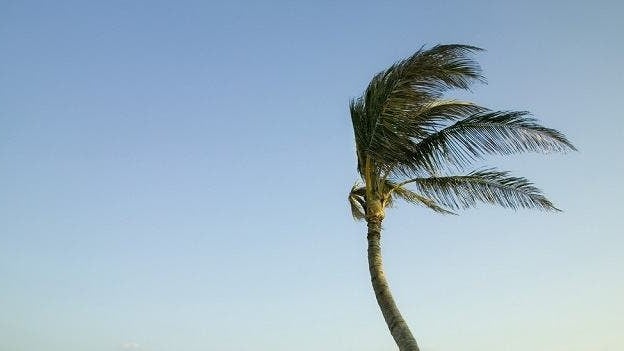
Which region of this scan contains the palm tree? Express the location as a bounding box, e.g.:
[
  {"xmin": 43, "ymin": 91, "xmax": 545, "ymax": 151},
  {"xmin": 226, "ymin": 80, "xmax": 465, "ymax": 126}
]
[{"xmin": 348, "ymin": 44, "xmax": 575, "ymax": 351}]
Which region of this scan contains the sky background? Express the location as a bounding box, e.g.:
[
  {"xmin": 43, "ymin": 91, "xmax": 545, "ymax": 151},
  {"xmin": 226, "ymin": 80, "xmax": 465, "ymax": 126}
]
[{"xmin": 1, "ymin": 1, "xmax": 623, "ymax": 350}]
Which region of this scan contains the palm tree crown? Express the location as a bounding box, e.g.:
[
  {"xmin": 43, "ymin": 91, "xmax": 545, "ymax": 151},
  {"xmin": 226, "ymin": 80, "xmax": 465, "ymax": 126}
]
[{"xmin": 349, "ymin": 44, "xmax": 575, "ymax": 220}]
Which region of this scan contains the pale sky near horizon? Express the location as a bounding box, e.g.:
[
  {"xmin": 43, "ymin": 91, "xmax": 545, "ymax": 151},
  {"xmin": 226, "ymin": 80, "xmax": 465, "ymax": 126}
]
[{"xmin": 1, "ymin": 1, "xmax": 623, "ymax": 351}]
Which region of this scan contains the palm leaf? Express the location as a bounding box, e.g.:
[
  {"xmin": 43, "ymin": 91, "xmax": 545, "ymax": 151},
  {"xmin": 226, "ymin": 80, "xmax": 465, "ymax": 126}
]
[
  {"xmin": 402, "ymin": 169, "xmax": 560, "ymax": 211},
  {"xmin": 404, "ymin": 111, "xmax": 577, "ymax": 174},
  {"xmin": 351, "ymin": 45, "xmax": 487, "ymax": 176},
  {"xmin": 385, "ymin": 180, "xmax": 455, "ymax": 214},
  {"xmin": 348, "ymin": 185, "xmax": 367, "ymax": 220},
  {"xmin": 406, "ymin": 100, "xmax": 489, "ymax": 139}
]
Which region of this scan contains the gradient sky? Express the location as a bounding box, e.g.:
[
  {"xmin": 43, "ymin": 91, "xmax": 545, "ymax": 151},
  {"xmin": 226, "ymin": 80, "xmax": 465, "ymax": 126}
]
[{"xmin": 1, "ymin": 1, "xmax": 623, "ymax": 351}]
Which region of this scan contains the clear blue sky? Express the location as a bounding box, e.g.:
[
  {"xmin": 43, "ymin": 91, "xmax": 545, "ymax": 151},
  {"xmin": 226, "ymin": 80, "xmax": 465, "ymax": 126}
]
[{"xmin": 1, "ymin": 1, "xmax": 622, "ymax": 350}]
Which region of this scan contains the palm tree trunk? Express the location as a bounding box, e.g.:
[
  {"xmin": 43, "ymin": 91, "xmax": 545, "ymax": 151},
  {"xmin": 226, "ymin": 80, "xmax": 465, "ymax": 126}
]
[{"xmin": 367, "ymin": 219, "xmax": 420, "ymax": 351}]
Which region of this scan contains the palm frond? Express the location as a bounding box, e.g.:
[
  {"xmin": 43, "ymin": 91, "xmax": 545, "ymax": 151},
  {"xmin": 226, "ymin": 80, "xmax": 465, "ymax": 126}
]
[
  {"xmin": 403, "ymin": 169, "xmax": 560, "ymax": 211},
  {"xmin": 404, "ymin": 111, "xmax": 577, "ymax": 174},
  {"xmin": 367, "ymin": 44, "xmax": 485, "ymax": 102},
  {"xmin": 408, "ymin": 100, "xmax": 489, "ymax": 139},
  {"xmin": 385, "ymin": 180, "xmax": 455, "ymax": 214},
  {"xmin": 351, "ymin": 45, "xmax": 486, "ymax": 175},
  {"xmin": 348, "ymin": 185, "xmax": 367, "ymax": 220}
]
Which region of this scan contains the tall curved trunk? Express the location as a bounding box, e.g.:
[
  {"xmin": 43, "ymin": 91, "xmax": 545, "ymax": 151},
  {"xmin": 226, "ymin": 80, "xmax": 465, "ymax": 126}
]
[{"xmin": 367, "ymin": 219, "xmax": 420, "ymax": 351}]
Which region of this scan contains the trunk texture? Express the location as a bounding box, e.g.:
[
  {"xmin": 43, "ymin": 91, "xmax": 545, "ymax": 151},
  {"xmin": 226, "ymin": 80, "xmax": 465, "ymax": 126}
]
[{"xmin": 367, "ymin": 219, "xmax": 420, "ymax": 351}]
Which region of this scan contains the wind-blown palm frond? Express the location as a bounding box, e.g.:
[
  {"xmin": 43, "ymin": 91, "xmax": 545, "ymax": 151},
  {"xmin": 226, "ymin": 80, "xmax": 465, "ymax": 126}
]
[
  {"xmin": 350, "ymin": 98, "xmax": 368, "ymax": 177},
  {"xmin": 366, "ymin": 44, "xmax": 485, "ymax": 101},
  {"xmin": 402, "ymin": 169, "xmax": 560, "ymax": 211},
  {"xmin": 410, "ymin": 100, "xmax": 489, "ymax": 138},
  {"xmin": 403, "ymin": 111, "xmax": 577, "ymax": 174},
  {"xmin": 351, "ymin": 45, "xmax": 486, "ymax": 178},
  {"xmin": 384, "ymin": 180, "xmax": 455, "ymax": 214},
  {"xmin": 349, "ymin": 185, "xmax": 367, "ymax": 220}
]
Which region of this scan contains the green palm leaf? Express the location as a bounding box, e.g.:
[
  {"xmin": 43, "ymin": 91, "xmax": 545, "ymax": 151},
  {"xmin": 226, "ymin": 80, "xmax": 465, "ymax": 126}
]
[
  {"xmin": 385, "ymin": 180, "xmax": 455, "ymax": 215},
  {"xmin": 404, "ymin": 111, "xmax": 577, "ymax": 174},
  {"xmin": 351, "ymin": 45, "xmax": 487, "ymax": 177},
  {"xmin": 409, "ymin": 100, "xmax": 489, "ymax": 138},
  {"xmin": 402, "ymin": 169, "xmax": 560, "ymax": 211}
]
